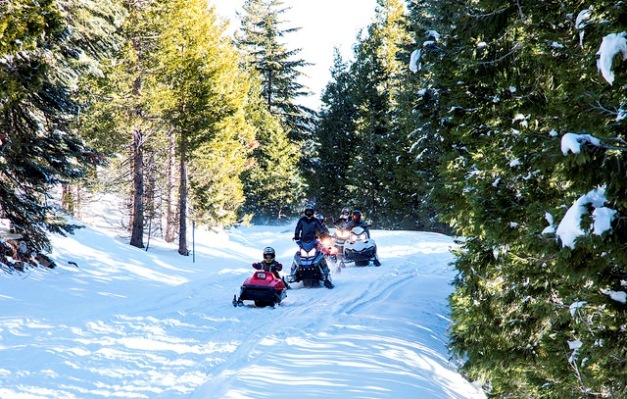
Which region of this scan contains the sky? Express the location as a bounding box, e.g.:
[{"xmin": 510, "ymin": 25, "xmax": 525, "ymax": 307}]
[
  {"xmin": 211, "ymin": 0, "xmax": 378, "ymax": 111},
  {"xmin": 0, "ymin": 193, "xmax": 487, "ymax": 399}
]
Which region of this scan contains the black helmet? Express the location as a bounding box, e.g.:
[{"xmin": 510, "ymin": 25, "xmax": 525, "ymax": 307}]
[
  {"xmin": 263, "ymin": 247, "xmax": 275, "ymax": 261},
  {"xmin": 304, "ymin": 204, "xmax": 314, "ymax": 218},
  {"xmin": 353, "ymin": 210, "xmax": 362, "ymax": 221}
]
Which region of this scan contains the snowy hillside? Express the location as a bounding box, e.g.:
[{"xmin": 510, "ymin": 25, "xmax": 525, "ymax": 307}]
[{"xmin": 0, "ymin": 200, "xmax": 485, "ymax": 399}]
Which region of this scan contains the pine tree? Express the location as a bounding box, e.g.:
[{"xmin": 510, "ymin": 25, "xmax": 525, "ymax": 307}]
[
  {"xmin": 421, "ymin": 0, "xmax": 627, "ymax": 396},
  {"xmin": 153, "ymin": 0, "xmax": 256, "ymax": 252},
  {"xmin": 310, "ymin": 49, "xmax": 359, "ymax": 214},
  {"xmin": 236, "ymin": 0, "xmax": 307, "ymax": 219},
  {"xmin": 235, "ymin": 0, "xmax": 314, "ymax": 141},
  {"xmin": 0, "ymin": 0, "xmax": 109, "ymax": 254},
  {"xmin": 387, "ymin": 0, "xmax": 454, "ymax": 231},
  {"xmin": 241, "ymin": 92, "xmax": 303, "ymax": 222},
  {"xmin": 345, "ymin": 0, "xmax": 411, "ymax": 226},
  {"xmin": 75, "ymin": 0, "xmax": 169, "ymax": 249}
]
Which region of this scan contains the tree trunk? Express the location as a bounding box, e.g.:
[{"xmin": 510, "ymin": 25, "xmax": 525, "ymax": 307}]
[
  {"xmin": 177, "ymin": 134, "xmax": 189, "ymax": 256},
  {"xmin": 129, "ymin": 128, "xmax": 145, "ymax": 248},
  {"xmin": 165, "ymin": 133, "xmax": 177, "ymax": 242},
  {"xmin": 75, "ymin": 185, "xmax": 83, "ymax": 220},
  {"xmin": 61, "ymin": 184, "xmax": 75, "ymax": 217},
  {"xmin": 129, "ymin": 28, "xmax": 145, "ymax": 248}
]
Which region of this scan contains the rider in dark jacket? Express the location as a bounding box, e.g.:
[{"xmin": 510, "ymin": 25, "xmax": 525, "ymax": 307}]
[
  {"xmin": 294, "ymin": 204, "xmax": 326, "ymax": 242},
  {"xmin": 292, "ymin": 204, "xmax": 334, "ymax": 288},
  {"xmin": 315, "ymin": 213, "xmax": 330, "ymax": 237},
  {"xmin": 345, "ymin": 209, "xmax": 370, "ymax": 238}
]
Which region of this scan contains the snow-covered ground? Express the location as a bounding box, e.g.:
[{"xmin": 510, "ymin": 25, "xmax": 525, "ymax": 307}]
[{"xmin": 0, "ymin": 198, "xmax": 485, "ymax": 399}]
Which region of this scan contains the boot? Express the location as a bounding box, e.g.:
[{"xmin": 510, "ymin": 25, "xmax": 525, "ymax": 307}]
[{"xmin": 323, "ymin": 275, "xmax": 334, "ymax": 289}]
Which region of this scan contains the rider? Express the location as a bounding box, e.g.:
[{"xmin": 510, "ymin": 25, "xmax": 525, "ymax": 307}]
[
  {"xmin": 345, "ymin": 209, "xmax": 370, "ymax": 238},
  {"xmin": 293, "ymin": 204, "xmax": 334, "ymax": 289},
  {"xmin": 335, "ymin": 207, "xmax": 351, "ymax": 228},
  {"xmin": 316, "ymin": 213, "xmax": 330, "ymax": 237},
  {"xmin": 294, "ymin": 204, "xmax": 326, "ymax": 242},
  {"xmin": 252, "ymin": 247, "xmax": 283, "ymax": 279},
  {"xmin": 345, "ymin": 210, "xmax": 381, "ymax": 266}
]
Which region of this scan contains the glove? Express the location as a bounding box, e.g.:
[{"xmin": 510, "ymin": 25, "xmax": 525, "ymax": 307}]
[
  {"xmin": 275, "ymin": 262, "xmax": 283, "ymax": 271},
  {"xmin": 293, "ymin": 236, "xmax": 298, "ymax": 241},
  {"xmin": 252, "ymin": 262, "xmax": 261, "ymax": 269}
]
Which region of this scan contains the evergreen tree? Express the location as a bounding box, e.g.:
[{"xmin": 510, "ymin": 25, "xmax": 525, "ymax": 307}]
[
  {"xmin": 235, "ymin": 0, "xmax": 314, "ymax": 141},
  {"xmin": 0, "ymin": 0, "xmax": 111, "ymax": 253},
  {"xmin": 419, "ymin": 0, "xmax": 627, "ymax": 396},
  {"xmin": 236, "ymin": 0, "xmax": 308, "ymax": 219},
  {"xmin": 387, "ymin": 0, "xmax": 454, "ymax": 231},
  {"xmin": 241, "ymin": 92, "xmax": 302, "ymax": 222},
  {"xmin": 310, "ymin": 49, "xmax": 359, "ymax": 214},
  {"xmin": 345, "ymin": 0, "xmax": 411, "ymax": 226},
  {"xmin": 153, "ymin": 0, "xmax": 256, "ymax": 253},
  {"xmin": 74, "ymin": 0, "xmax": 166, "ymax": 249}
]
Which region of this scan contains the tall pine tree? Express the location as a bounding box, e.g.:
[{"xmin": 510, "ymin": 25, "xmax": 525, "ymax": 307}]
[
  {"xmin": 345, "ymin": 0, "xmax": 411, "ymax": 226},
  {"xmin": 310, "ymin": 49, "xmax": 359, "ymax": 216},
  {"xmin": 417, "ymin": 0, "xmax": 627, "ymax": 396},
  {"xmin": 236, "ymin": 0, "xmax": 307, "ymax": 219},
  {"xmin": 153, "ymin": 0, "xmax": 257, "ymax": 252},
  {"xmin": 0, "ymin": 0, "xmax": 111, "ymax": 254}
]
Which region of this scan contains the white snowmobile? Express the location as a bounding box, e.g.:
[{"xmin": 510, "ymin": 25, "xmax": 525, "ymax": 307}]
[{"xmin": 342, "ymin": 226, "xmax": 381, "ymax": 267}]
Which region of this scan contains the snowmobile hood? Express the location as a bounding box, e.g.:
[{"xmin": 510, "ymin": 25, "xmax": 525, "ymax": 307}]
[{"xmin": 298, "ymin": 240, "xmax": 318, "ymax": 251}]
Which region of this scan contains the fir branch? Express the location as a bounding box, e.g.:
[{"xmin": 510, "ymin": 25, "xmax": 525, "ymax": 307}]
[
  {"xmin": 478, "ymin": 41, "xmax": 523, "ymax": 65},
  {"xmin": 514, "ymin": 0, "xmax": 526, "ymax": 22},
  {"xmin": 465, "ymin": 6, "xmax": 510, "ymax": 19}
]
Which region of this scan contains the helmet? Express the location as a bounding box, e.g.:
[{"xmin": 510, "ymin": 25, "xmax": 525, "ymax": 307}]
[
  {"xmin": 317, "ymin": 214, "xmax": 324, "ymax": 222},
  {"xmin": 352, "ymin": 210, "xmax": 362, "ymax": 221},
  {"xmin": 263, "ymin": 247, "xmax": 275, "ymax": 262},
  {"xmin": 304, "ymin": 204, "xmax": 314, "ymax": 218},
  {"xmin": 340, "ymin": 207, "xmax": 350, "ymax": 220}
]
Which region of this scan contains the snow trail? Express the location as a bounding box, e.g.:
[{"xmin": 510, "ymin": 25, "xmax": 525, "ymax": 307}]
[{"xmin": 0, "ymin": 224, "xmax": 485, "ymax": 398}]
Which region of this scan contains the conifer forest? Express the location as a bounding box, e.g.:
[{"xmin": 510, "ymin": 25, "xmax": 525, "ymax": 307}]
[{"xmin": 1, "ymin": 0, "xmax": 627, "ymax": 397}]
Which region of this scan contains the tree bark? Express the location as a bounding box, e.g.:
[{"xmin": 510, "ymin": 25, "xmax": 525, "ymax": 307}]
[
  {"xmin": 129, "ymin": 127, "xmax": 145, "ymax": 248},
  {"xmin": 129, "ymin": 27, "xmax": 145, "ymax": 248},
  {"xmin": 165, "ymin": 133, "xmax": 177, "ymax": 242},
  {"xmin": 177, "ymin": 133, "xmax": 188, "ymax": 256},
  {"xmin": 61, "ymin": 184, "xmax": 75, "ymax": 217}
]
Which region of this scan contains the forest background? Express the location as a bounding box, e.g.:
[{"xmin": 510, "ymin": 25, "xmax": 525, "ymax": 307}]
[{"xmin": 1, "ymin": 0, "xmax": 627, "ymax": 398}]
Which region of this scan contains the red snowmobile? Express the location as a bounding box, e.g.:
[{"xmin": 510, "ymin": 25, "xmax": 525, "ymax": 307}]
[{"xmin": 232, "ymin": 269, "xmax": 288, "ymax": 308}]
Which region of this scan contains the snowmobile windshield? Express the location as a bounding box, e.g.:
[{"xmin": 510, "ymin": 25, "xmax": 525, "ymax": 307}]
[
  {"xmin": 299, "ymin": 247, "xmax": 317, "ymax": 258},
  {"xmin": 351, "ymin": 227, "xmax": 368, "ymax": 242}
]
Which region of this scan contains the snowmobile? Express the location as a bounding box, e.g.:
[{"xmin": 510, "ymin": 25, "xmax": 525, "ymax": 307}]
[
  {"xmin": 332, "ymin": 225, "xmax": 351, "ymax": 260},
  {"xmin": 317, "ymin": 233, "xmax": 339, "ymax": 262},
  {"xmin": 342, "ymin": 226, "xmax": 381, "ymax": 267},
  {"xmin": 288, "ymin": 239, "xmax": 333, "ymax": 288},
  {"xmin": 233, "ymin": 269, "xmax": 288, "ymax": 308}
]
